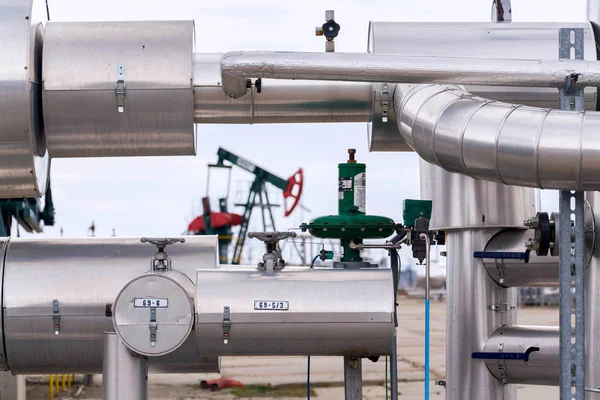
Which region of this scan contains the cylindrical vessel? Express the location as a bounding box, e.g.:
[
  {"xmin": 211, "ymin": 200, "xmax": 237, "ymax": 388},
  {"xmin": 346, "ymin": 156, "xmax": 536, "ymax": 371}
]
[
  {"xmin": 0, "ymin": 0, "xmax": 49, "ymax": 197},
  {"xmin": 482, "ymin": 229, "xmax": 560, "ymax": 287},
  {"xmin": 113, "ymin": 270, "xmax": 195, "ymax": 357},
  {"xmin": 367, "ymin": 22, "xmax": 598, "ymax": 152},
  {"xmin": 1, "ymin": 237, "xmax": 219, "ymax": 374},
  {"xmin": 483, "ymin": 325, "xmax": 559, "ymax": 386},
  {"xmin": 103, "ymin": 332, "xmax": 147, "ymax": 400},
  {"xmin": 195, "ymin": 268, "xmax": 394, "ymax": 356},
  {"xmin": 193, "ymin": 54, "xmax": 372, "ymax": 124},
  {"xmin": 43, "ymin": 21, "xmax": 196, "ymax": 158},
  {"xmin": 445, "ymin": 228, "xmax": 517, "ymax": 400},
  {"xmin": 423, "ymin": 163, "xmax": 529, "ymax": 400}
]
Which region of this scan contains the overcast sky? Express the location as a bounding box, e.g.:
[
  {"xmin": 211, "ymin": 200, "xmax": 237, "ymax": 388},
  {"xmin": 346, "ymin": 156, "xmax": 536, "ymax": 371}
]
[{"xmin": 25, "ymin": 0, "xmax": 589, "ymax": 265}]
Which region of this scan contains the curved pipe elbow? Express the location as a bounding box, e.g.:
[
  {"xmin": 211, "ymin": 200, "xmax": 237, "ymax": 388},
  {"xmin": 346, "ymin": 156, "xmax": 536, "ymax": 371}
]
[
  {"xmin": 220, "ymin": 52, "xmax": 250, "ymax": 98},
  {"xmin": 395, "ymin": 83, "xmax": 600, "ymax": 191}
]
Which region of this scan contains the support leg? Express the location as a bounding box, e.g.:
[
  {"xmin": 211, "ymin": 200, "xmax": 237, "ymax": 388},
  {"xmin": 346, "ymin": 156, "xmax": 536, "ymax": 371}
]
[
  {"xmin": 103, "ymin": 332, "xmax": 147, "ymax": 400},
  {"xmin": 343, "ymin": 356, "xmax": 362, "ymax": 400}
]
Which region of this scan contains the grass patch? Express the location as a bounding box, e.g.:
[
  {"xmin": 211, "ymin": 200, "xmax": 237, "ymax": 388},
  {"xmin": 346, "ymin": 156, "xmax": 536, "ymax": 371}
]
[{"xmin": 232, "ymin": 384, "xmax": 316, "ymax": 398}]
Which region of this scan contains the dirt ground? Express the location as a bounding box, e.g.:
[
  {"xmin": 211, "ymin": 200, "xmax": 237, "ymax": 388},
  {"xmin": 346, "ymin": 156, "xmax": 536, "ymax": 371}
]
[{"xmin": 25, "ymin": 297, "xmax": 560, "ymax": 400}]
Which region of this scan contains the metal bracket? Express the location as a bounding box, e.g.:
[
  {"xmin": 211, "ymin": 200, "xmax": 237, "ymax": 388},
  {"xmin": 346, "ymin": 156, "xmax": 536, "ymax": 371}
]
[
  {"xmin": 381, "ymin": 84, "xmax": 390, "ymax": 123},
  {"xmin": 488, "ymin": 303, "xmax": 515, "ymax": 312},
  {"xmin": 494, "ymin": 260, "xmax": 506, "ymax": 285},
  {"xmin": 558, "ymin": 28, "xmax": 585, "ymax": 400},
  {"xmin": 115, "ymin": 64, "xmax": 126, "ymax": 113},
  {"xmin": 149, "ymin": 307, "xmax": 157, "ymax": 347},
  {"xmin": 52, "ymin": 299, "xmax": 60, "ymax": 336},
  {"xmin": 222, "ymin": 306, "xmax": 231, "ymax": 344}
]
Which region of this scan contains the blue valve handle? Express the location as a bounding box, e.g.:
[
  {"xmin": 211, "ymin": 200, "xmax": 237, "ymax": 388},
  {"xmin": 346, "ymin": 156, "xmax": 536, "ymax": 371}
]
[
  {"xmin": 473, "ymin": 251, "xmax": 530, "ymax": 262},
  {"xmin": 472, "ymin": 346, "xmax": 540, "ymax": 362}
]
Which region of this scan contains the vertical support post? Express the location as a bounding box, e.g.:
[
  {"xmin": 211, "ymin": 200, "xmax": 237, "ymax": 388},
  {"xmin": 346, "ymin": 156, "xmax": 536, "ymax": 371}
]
[
  {"xmin": 558, "ymin": 27, "xmax": 585, "ymax": 400},
  {"xmin": 343, "ymin": 356, "xmax": 362, "ymax": 400},
  {"xmin": 103, "ymin": 332, "xmax": 148, "ymax": 400}
]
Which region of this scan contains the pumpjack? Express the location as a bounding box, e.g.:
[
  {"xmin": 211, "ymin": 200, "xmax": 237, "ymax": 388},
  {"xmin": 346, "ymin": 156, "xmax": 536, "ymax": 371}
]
[{"xmin": 187, "ymin": 148, "xmax": 303, "ymax": 264}]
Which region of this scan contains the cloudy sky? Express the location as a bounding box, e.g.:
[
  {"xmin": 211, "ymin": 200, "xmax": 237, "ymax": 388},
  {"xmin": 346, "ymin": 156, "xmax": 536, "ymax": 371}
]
[{"xmin": 25, "ymin": 0, "xmax": 589, "ymax": 265}]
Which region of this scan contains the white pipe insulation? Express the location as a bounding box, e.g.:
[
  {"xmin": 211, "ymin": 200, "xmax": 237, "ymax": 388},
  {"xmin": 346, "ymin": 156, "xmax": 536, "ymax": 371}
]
[{"xmin": 394, "ymin": 84, "xmax": 600, "ymax": 190}]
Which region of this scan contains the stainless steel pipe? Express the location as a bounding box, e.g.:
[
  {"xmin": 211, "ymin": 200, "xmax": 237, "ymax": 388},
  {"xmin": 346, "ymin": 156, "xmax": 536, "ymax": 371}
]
[
  {"xmin": 483, "ymin": 326, "xmax": 559, "ymax": 386},
  {"xmin": 482, "ymin": 229, "xmax": 560, "ymax": 287},
  {"xmin": 194, "ymin": 54, "xmax": 372, "ymax": 124},
  {"xmin": 220, "ymin": 51, "xmax": 600, "ymax": 98},
  {"xmin": 102, "ymin": 332, "xmax": 147, "ymax": 400},
  {"xmin": 396, "ymin": 84, "xmax": 600, "ymax": 191}
]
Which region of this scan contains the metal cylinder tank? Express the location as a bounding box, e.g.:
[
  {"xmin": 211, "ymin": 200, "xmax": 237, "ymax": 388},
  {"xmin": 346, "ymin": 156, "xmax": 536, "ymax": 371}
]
[
  {"xmin": 0, "ymin": 0, "xmax": 49, "ymax": 197},
  {"xmin": 42, "ymin": 21, "xmax": 196, "ymax": 158},
  {"xmin": 367, "ymin": 22, "xmax": 599, "ymax": 152},
  {"xmin": 193, "ymin": 53, "xmax": 373, "ymax": 124},
  {"xmin": 1, "ymin": 237, "xmax": 219, "ymax": 374},
  {"xmin": 482, "ymin": 325, "xmax": 559, "ymax": 386},
  {"xmin": 195, "ymin": 268, "xmax": 394, "ymax": 356}
]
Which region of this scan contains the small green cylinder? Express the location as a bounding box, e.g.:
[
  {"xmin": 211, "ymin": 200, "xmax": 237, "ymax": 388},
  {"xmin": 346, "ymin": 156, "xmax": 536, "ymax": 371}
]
[{"xmin": 338, "ymin": 149, "xmax": 366, "ymax": 215}]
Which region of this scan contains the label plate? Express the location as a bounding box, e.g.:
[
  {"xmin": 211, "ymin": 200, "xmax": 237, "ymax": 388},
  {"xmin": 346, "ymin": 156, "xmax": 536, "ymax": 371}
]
[
  {"xmin": 254, "ymin": 300, "xmax": 289, "ymax": 310},
  {"xmin": 134, "ymin": 298, "xmax": 168, "ymax": 308}
]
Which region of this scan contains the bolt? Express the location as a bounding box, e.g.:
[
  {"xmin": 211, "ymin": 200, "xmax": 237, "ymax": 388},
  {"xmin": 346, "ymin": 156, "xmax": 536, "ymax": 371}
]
[
  {"xmin": 440, "ymin": 251, "xmax": 447, "ymax": 257},
  {"xmin": 525, "ymin": 238, "xmax": 539, "ymax": 251},
  {"xmin": 347, "ymin": 148, "xmax": 356, "ymax": 163},
  {"xmin": 523, "ymin": 216, "xmax": 540, "ymax": 229}
]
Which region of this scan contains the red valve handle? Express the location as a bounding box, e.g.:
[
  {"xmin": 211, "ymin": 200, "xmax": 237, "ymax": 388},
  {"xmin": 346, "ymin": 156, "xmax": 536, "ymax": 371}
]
[{"xmin": 283, "ymin": 168, "xmax": 303, "ymax": 217}]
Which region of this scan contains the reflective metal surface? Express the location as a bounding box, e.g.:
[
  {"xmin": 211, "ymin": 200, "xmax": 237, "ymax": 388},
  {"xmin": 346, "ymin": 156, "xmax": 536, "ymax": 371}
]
[
  {"xmin": 0, "ymin": 0, "xmax": 49, "ymax": 197},
  {"xmin": 399, "ymin": 84, "xmax": 600, "ymax": 190},
  {"xmin": 103, "ymin": 332, "xmax": 147, "ymax": 400},
  {"xmin": 194, "ymin": 54, "xmax": 372, "ymax": 124},
  {"xmin": 368, "ymin": 22, "xmax": 597, "ymax": 109},
  {"xmin": 368, "ymin": 21, "xmax": 597, "ymax": 152},
  {"xmin": 483, "ymin": 229, "xmax": 560, "ymax": 288},
  {"xmin": 43, "ymin": 21, "xmax": 195, "ymax": 158},
  {"xmin": 2, "ymin": 237, "xmax": 219, "ymax": 374},
  {"xmin": 221, "ymin": 51, "xmax": 600, "ymax": 95},
  {"xmin": 445, "ymin": 229, "xmax": 516, "ymax": 400},
  {"xmin": 420, "ymin": 161, "xmax": 536, "ymax": 230},
  {"xmin": 483, "ymin": 325, "xmax": 559, "ymax": 386},
  {"xmin": 196, "ymin": 268, "xmax": 394, "ymax": 356},
  {"xmin": 113, "ymin": 270, "xmax": 195, "ymax": 357}
]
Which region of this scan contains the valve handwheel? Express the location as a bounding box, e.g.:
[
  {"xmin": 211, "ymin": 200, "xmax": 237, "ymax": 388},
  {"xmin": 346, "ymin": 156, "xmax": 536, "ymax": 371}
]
[{"xmin": 283, "ymin": 168, "xmax": 303, "ymax": 217}]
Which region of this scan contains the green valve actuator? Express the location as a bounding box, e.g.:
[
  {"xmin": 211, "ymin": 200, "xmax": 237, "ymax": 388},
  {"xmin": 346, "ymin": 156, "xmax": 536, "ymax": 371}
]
[
  {"xmin": 338, "ymin": 149, "xmax": 366, "ymax": 215},
  {"xmin": 300, "ymin": 149, "xmax": 399, "ymax": 264}
]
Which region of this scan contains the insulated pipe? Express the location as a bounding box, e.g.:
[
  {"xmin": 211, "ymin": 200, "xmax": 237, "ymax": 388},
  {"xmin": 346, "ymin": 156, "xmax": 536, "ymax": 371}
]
[
  {"xmin": 482, "ymin": 325, "xmax": 559, "ymax": 386},
  {"xmin": 396, "ymin": 84, "xmax": 600, "ymax": 191},
  {"xmin": 219, "ymin": 51, "xmax": 600, "ymax": 98},
  {"xmin": 193, "ymin": 54, "xmax": 372, "ymax": 124}
]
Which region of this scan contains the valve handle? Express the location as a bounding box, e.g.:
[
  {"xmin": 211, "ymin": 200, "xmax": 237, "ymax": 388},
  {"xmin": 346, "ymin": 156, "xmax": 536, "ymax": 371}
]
[
  {"xmin": 283, "ymin": 168, "xmax": 303, "ymax": 217},
  {"xmin": 141, "ymin": 237, "xmax": 185, "ymax": 251},
  {"xmin": 248, "ymin": 231, "xmax": 297, "ymax": 244}
]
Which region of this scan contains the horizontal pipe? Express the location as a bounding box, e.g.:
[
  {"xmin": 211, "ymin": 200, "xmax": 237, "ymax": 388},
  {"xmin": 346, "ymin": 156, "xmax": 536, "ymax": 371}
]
[
  {"xmin": 220, "ymin": 51, "xmax": 600, "ymax": 98},
  {"xmin": 194, "ymin": 53, "xmax": 372, "ymax": 124},
  {"xmin": 483, "ymin": 325, "xmax": 559, "ymax": 386},
  {"xmin": 482, "ymin": 229, "xmax": 559, "ymax": 287},
  {"xmin": 395, "ymin": 84, "xmax": 600, "ymax": 190}
]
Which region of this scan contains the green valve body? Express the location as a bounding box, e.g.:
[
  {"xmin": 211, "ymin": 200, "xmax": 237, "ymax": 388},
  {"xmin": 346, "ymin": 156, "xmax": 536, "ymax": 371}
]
[{"xmin": 300, "ymin": 149, "xmax": 398, "ymax": 263}]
